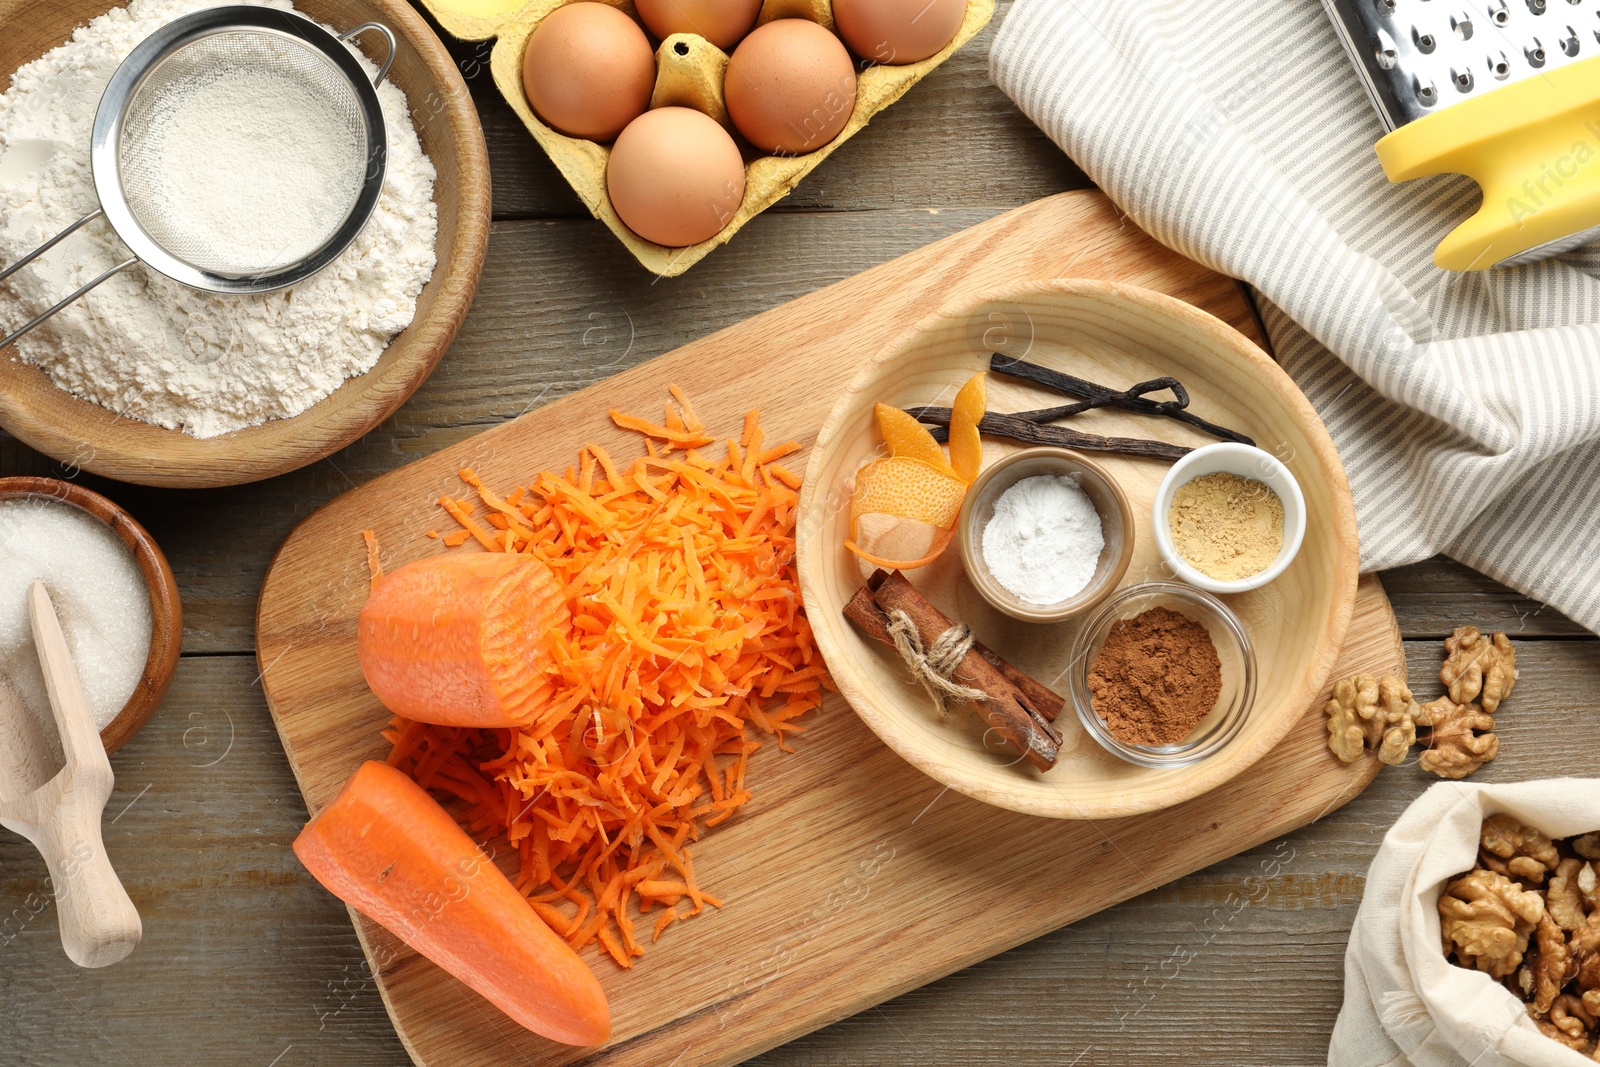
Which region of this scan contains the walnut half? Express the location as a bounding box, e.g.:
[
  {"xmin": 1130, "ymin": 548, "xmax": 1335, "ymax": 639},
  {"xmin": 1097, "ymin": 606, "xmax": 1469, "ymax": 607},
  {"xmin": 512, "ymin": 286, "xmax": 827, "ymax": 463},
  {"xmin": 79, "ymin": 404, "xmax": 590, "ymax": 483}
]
[
  {"xmin": 1573, "ymin": 914, "xmax": 1600, "ymax": 994},
  {"xmin": 1531, "ymin": 915, "xmax": 1575, "ymax": 1014},
  {"xmin": 1441, "ymin": 868, "xmax": 1546, "ymax": 978},
  {"xmin": 1442, "ymin": 626, "xmax": 1519, "ymax": 713},
  {"xmin": 1375, "ymin": 675, "xmax": 1421, "ymax": 765},
  {"xmin": 1325, "ymin": 675, "xmax": 1374, "ymax": 763},
  {"xmin": 1323, "ymin": 673, "xmax": 1423, "ymax": 765},
  {"xmin": 1550, "ymin": 860, "xmax": 1594, "ymax": 932},
  {"xmin": 1417, "ymin": 697, "xmax": 1499, "ymax": 779},
  {"xmin": 1541, "ymin": 994, "xmax": 1593, "ymax": 1051},
  {"xmin": 1482, "ymin": 814, "xmax": 1562, "ymax": 884}
]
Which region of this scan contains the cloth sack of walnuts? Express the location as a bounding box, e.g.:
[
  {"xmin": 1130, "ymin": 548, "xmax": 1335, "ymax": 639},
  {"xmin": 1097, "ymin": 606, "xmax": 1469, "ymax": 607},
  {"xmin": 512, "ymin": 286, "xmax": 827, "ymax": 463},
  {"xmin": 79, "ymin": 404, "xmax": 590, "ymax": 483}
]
[{"xmin": 1331, "ymin": 779, "xmax": 1600, "ymax": 1067}]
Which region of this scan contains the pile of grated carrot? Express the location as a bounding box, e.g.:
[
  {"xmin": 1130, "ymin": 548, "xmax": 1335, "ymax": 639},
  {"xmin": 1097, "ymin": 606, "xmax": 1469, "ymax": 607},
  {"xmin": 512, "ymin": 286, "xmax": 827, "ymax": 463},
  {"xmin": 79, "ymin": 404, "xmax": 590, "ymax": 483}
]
[{"xmin": 381, "ymin": 387, "xmax": 831, "ymax": 967}]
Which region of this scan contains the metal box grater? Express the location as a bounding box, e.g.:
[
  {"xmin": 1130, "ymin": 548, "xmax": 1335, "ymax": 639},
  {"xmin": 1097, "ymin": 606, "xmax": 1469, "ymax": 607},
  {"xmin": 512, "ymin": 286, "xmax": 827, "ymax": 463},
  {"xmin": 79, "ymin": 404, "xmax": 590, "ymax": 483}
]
[{"xmin": 1321, "ymin": 0, "xmax": 1600, "ymax": 269}]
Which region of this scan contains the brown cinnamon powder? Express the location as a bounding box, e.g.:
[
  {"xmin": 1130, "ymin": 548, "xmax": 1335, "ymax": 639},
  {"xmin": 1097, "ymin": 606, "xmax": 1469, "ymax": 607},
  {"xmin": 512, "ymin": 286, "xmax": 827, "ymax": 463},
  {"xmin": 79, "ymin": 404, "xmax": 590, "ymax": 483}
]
[{"xmin": 1087, "ymin": 606, "xmax": 1222, "ymax": 746}]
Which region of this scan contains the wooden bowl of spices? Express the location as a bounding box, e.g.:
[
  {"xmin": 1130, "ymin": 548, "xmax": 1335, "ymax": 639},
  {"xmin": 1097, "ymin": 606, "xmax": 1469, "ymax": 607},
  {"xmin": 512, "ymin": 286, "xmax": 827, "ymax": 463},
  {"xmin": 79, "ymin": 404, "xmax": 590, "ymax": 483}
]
[
  {"xmin": 957, "ymin": 447, "xmax": 1135, "ymax": 622},
  {"xmin": 0, "ymin": 478, "xmax": 181, "ymax": 753},
  {"xmin": 798, "ymin": 277, "xmax": 1358, "ymax": 819}
]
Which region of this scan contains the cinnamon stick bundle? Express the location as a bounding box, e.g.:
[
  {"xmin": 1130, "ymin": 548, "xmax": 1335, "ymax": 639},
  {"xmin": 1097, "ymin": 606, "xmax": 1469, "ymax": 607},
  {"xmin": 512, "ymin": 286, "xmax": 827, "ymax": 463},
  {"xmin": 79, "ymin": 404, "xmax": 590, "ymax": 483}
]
[{"xmin": 844, "ymin": 570, "xmax": 1062, "ymax": 771}]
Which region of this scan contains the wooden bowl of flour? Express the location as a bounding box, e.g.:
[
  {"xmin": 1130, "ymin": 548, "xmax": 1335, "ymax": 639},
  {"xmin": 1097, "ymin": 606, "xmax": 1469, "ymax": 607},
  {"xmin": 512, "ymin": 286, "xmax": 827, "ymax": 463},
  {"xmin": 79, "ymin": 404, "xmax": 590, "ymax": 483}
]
[{"xmin": 0, "ymin": 0, "xmax": 490, "ymax": 488}]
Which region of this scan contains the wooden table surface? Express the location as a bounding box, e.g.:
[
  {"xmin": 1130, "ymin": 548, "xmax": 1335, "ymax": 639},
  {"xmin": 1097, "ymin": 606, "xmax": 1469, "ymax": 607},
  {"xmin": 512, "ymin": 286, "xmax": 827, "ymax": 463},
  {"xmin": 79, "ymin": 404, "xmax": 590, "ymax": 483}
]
[{"xmin": 0, "ymin": 4, "xmax": 1590, "ymax": 1064}]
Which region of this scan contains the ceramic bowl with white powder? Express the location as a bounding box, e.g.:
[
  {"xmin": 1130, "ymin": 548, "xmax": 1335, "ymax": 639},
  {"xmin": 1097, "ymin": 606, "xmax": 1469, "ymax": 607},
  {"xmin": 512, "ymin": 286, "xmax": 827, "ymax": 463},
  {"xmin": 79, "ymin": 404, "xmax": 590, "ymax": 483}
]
[
  {"xmin": 957, "ymin": 447, "xmax": 1136, "ymax": 624},
  {"xmin": 0, "ymin": 498, "xmax": 151, "ymax": 732},
  {"xmin": 982, "ymin": 472, "xmax": 1103, "ymax": 603}
]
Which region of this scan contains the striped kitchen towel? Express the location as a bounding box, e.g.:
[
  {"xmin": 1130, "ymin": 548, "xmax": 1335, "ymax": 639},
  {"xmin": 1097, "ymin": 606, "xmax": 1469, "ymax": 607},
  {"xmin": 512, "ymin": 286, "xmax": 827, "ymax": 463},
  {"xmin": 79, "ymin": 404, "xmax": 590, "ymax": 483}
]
[{"xmin": 991, "ymin": 0, "xmax": 1600, "ymax": 634}]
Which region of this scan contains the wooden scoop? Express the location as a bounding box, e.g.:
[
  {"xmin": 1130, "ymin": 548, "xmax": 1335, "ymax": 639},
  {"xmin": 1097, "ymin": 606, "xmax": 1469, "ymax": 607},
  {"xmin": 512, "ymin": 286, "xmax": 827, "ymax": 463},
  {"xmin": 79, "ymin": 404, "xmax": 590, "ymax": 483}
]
[{"xmin": 0, "ymin": 581, "xmax": 141, "ymax": 967}]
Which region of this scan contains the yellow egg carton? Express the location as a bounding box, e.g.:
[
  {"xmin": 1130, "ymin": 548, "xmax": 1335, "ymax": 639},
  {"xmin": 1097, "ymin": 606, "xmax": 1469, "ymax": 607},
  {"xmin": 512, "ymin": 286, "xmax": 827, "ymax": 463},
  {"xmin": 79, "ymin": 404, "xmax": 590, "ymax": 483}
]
[{"xmin": 416, "ymin": 0, "xmax": 994, "ymax": 276}]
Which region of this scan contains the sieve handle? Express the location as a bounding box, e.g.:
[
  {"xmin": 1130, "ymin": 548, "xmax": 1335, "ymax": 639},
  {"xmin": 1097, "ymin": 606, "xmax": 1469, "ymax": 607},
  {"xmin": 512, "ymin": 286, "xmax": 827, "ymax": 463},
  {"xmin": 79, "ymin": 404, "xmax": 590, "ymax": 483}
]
[
  {"xmin": 340, "ymin": 22, "xmax": 396, "ymax": 86},
  {"xmin": 0, "ymin": 209, "xmax": 138, "ymax": 351},
  {"xmin": 0, "ymin": 209, "xmax": 105, "ymax": 286}
]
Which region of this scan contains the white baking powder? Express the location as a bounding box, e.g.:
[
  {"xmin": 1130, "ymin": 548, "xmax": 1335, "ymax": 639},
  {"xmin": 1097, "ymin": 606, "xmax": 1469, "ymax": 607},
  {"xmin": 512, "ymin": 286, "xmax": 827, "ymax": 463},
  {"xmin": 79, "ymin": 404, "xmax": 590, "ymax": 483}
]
[
  {"xmin": 0, "ymin": 498, "xmax": 152, "ymax": 731},
  {"xmin": 981, "ymin": 473, "xmax": 1104, "ymax": 605},
  {"xmin": 0, "ymin": 0, "xmax": 437, "ymax": 438}
]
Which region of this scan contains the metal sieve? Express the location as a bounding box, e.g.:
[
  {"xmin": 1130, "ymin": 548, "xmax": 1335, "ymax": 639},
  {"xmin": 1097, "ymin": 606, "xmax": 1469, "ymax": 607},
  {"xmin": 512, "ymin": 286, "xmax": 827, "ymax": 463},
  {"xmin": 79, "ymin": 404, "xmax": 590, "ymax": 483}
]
[{"xmin": 0, "ymin": 6, "xmax": 394, "ymax": 349}]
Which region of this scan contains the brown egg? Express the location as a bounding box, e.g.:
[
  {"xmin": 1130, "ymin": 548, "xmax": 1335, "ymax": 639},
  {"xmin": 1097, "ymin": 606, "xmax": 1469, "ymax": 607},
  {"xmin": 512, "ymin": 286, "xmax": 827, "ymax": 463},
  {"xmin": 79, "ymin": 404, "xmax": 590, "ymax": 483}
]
[
  {"xmin": 634, "ymin": 0, "xmax": 762, "ymax": 49},
  {"xmin": 833, "ymin": 0, "xmax": 965, "ymax": 65},
  {"xmin": 724, "ymin": 19, "xmax": 857, "ymax": 156},
  {"xmin": 522, "ymin": 3, "xmax": 656, "ymax": 141},
  {"xmin": 606, "ymin": 107, "xmax": 746, "ymax": 247}
]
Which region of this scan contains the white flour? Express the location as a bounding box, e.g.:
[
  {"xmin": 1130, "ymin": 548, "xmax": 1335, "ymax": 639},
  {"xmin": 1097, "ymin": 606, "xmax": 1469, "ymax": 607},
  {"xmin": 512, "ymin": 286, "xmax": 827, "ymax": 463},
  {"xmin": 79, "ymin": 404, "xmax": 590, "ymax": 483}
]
[
  {"xmin": 981, "ymin": 473, "xmax": 1104, "ymax": 605},
  {"xmin": 133, "ymin": 64, "xmax": 366, "ymax": 273},
  {"xmin": 0, "ymin": 0, "xmax": 437, "ymax": 438}
]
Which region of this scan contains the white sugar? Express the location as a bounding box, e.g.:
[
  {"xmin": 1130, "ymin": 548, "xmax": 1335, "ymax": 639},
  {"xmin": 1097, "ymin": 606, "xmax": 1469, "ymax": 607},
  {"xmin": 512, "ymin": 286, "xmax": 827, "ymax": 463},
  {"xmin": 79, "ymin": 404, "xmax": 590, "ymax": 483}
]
[{"xmin": 0, "ymin": 498, "xmax": 153, "ymax": 731}]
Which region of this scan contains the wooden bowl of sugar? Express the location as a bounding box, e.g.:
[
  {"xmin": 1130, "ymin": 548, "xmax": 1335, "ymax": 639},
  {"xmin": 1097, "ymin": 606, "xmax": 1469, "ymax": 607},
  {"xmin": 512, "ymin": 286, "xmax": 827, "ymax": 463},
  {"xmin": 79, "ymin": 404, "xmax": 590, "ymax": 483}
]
[
  {"xmin": 0, "ymin": 478, "xmax": 182, "ymax": 753},
  {"xmin": 0, "ymin": 0, "xmax": 491, "ymax": 488}
]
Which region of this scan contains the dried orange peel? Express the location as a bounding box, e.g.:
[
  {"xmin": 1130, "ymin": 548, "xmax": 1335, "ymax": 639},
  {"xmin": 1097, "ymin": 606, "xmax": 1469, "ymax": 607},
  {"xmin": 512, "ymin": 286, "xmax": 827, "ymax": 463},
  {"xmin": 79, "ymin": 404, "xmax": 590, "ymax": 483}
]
[
  {"xmin": 849, "ymin": 457, "xmax": 967, "ymax": 529},
  {"xmin": 845, "ymin": 374, "xmax": 986, "ymax": 569},
  {"xmin": 845, "ymin": 525, "xmax": 957, "ymax": 571},
  {"xmin": 948, "ymin": 373, "xmax": 986, "ymax": 484},
  {"xmin": 874, "ymin": 403, "xmax": 959, "ymax": 478}
]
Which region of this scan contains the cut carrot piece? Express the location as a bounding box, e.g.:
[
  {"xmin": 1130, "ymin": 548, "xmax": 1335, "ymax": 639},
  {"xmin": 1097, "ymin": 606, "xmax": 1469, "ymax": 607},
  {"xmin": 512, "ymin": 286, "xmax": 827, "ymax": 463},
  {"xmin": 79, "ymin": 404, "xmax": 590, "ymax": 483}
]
[
  {"xmin": 359, "ymin": 553, "xmax": 570, "ymax": 728},
  {"xmin": 947, "ymin": 373, "xmax": 986, "ymax": 485},
  {"xmin": 874, "ymin": 402, "xmax": 958, "ymax": 478},
  {"xmin": 608, "ymin": 410, "xmax": 713, "ymax": 450},
  {"xmin": 294, "ymin": 761, "xmax": 611, "ymax": 1046}
]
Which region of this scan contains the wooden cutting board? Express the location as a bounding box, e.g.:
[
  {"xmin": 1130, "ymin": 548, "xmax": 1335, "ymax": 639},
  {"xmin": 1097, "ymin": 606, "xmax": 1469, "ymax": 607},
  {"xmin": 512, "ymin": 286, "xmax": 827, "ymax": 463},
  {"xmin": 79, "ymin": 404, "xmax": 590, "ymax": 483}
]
[{"xmin": 257, "ymin": 190, "xmax": 1402, "ymax": 1067}]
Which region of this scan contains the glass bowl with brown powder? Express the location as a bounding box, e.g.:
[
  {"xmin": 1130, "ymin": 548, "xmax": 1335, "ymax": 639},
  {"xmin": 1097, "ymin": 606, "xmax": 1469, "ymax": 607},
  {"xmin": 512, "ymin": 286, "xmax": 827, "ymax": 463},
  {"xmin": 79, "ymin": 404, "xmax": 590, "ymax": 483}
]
[{"xmin": 1067, "ymin": 582, "xmax": 1256, "ymax": 768}]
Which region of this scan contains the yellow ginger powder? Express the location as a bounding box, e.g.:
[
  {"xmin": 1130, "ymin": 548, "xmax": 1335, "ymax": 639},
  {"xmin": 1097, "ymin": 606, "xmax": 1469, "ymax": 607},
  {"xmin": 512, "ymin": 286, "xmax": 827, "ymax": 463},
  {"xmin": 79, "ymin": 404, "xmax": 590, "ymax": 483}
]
[{"xmin": 1167, "ymin": 472, "xmax": 1284, "ymax": 581}]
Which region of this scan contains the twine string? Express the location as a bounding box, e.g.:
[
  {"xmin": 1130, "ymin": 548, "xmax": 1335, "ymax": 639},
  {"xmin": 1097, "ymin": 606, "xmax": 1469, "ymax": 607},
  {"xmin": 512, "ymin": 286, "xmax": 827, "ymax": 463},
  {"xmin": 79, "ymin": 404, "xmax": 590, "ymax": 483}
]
[{"xmin": 885, "ymin": 608, "xmax": 986, "ymax": 715}]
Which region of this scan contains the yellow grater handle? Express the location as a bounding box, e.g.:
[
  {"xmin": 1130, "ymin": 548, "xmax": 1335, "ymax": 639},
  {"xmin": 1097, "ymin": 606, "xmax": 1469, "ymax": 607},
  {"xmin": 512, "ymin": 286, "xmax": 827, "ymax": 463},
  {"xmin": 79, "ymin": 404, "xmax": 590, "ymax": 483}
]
[{"xmin": 1376, "ymin": 52, "xmax": 1600, "ymax": 271}]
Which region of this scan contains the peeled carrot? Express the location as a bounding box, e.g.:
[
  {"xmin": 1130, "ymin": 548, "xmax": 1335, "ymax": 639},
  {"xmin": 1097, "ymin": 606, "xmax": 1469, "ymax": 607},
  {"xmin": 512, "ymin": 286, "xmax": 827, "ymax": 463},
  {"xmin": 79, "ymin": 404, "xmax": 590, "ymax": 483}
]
[
  {"xmin": 294, "ymin": 761, "xmax": 610, "ymax": 1046},
  {"xmin": 358, "ymin": 552, "xmax": 569, "ymax": 728}
]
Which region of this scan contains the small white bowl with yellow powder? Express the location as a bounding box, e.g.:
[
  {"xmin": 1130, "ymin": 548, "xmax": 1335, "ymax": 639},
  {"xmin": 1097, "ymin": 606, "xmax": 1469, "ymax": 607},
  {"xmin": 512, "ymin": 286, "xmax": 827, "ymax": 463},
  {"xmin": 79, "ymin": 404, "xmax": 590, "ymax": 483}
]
[{"xmin": 1153, "ymin": 443, "xmax": 1306, "ymax": 594}]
